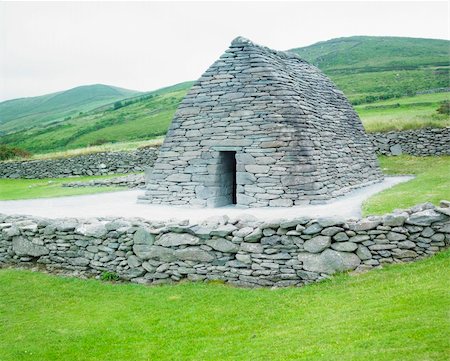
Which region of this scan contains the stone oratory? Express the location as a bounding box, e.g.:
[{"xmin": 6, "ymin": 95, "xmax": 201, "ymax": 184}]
[{"xmin": 139, "ymin": 37, "xmax": 383, "ymax": 207}]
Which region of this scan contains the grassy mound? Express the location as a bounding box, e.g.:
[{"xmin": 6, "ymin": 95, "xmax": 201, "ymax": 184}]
[
  {"xmin": 0, "ymin": 250, "xmax": 448, "ymax": 361},
  {"xmin": 363, "ymin": 156, "xmax": 450, "ymax": 215}
]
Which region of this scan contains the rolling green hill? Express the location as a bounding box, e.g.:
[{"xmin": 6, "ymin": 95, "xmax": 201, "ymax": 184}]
[
  {"xmin": 0, "ymin": 84, "xmax": 141, "ymax": 133},
  {"xmin": 0, "ymin": 82, "xmax": 193, "ymax": 153},
  {"xmin": 290, "ymin": 36, "xmax": 450, "ymax": 104},
  {"xmin": 0, "ymin": 36, "xmax": 449, "ymax": 154}
]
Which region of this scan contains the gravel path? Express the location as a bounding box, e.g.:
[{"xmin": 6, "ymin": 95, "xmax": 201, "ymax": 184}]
[{"xmin": 0, "ymin": 176, "xmax": 413, "ymax": 222}]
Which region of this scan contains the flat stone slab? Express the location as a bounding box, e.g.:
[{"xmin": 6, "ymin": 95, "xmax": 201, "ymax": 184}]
[{"xmin": 0, "ymin": 176, "xmax": 413, "ymax": 221}]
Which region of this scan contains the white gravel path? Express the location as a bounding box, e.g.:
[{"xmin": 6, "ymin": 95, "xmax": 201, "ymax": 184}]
[{"xmin": 0, "ymin": 176, "xmax": 413, "ymax": 222}]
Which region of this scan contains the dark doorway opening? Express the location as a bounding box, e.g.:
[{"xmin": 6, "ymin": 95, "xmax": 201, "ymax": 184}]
[{"xmin": 219, "ymin": 151, "xmax": 237, "ymax": 205}]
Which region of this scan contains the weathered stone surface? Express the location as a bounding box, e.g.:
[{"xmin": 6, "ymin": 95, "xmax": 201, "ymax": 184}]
[
  {"xmin": 206, "ymin": 238, "xmax": 239, "ymax": 253},
  {"xmin": 387, "ymin": 232, "xmax": 407, "ymax": 241},
  {"xmin": 127, "ymin": 255, "xmax": 141, "ymax": 268},
  {"xmin": 436, "ymin": 207, "xmax": 450, "ymax": 216},
  {"xmin": 356, "ymin": 245, "xmax": 372, "ymax": 260},
  {"xmin": 331, "ymin": 242, "xmax": 358, "ymax": 252},
  {"xmin": 392, "ymin": 249, "xmax": 418, "ymax": 259},
  {"xmin": 369, "ymin": 244, "xmax": 397, "ymax": 251},
  {"xmin": 75, "ymin": 223, "xmax": 107, "ymax": 238},
  {"xmin": 68, "ymin": 257, "xmax": 89, "ymax": 266},
  {"xmin": 155, "ymin": 233, "xmax": 200, "ymax": 247},
  {"xmin": 133, "ymin": 245, "xmax": 175, "ymax": 262},
  {"xmin": 55, "ymin": 220, "xmax": 78, "ymax": 232},
  {"xmin": 298, "ymin": 249, "xmax": 360, "ymax": 274},
  {"xmin": 240, "ymin": 242, "xmax": 263, "ymax": 253},
  {"xmin": 333, "ymin": 232, "xmax": 349, "ymax": 242},
  {"xmin": 236, "ymin": 254, "xmax": 251, "ymax": 264},
  {"xmin": 210, "ymin": 224, "xmax": 237, "ymax": 237},
  {"xmin": 317, "ymin": 218, "xmax": 345, "ymax": 227},
  {"xmin": 303, "ymin": 236, "xmax": 331, "ymax": 253},
  {"xmin": 303, "ymin": 223, "xmax": 323, "ymax": 235},
  {"xmin": 353, "ymin": 218, "xmax": 381, "ymax": 231},
  {"xmin": 2, "ymin": 226, "xmax": 19, "ymax": 238},
  {"xmin": 390, "ymin": 144, "xmax": 402, "ymax": 156},
  {"xmin": 175, "ymin": 248, "xmax": 215, "ymax": 262},
  {"xmin": 321, "ymin": 226, "xmax": 343, "ymax": 236},
  {"xmin": 280, "ymin": 218, "xmax": 309, "ymax": 229},
  {"xmin": 406, "ymin": 209, "xmax": 447, "ymax": 226},
  {"xmin": 349, "ymin": 235, "xmax": 370, "ymax": 243},
  {"xmin": 397, "ymin": 240, "xmax": 416, "ymax": 249},
  {"xmin": 134, "ymin": 227, "xmax": 155, "ymax": 245},
  {"xmin": 244, "ymin": 228, "xmax": 262, "ymax": 242},
  {"xmin": 12, "ymin": 236, "xmax": 49, "ymax": 257},
  {"xmin": 383, "ymin": 213, "xmax": 408, "ymax": 227}
]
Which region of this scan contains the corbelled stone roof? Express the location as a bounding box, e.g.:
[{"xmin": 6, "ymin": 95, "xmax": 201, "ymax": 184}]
[{"xmin": 140, "ymin": 37, "xmax": 383, "ymax": 208}]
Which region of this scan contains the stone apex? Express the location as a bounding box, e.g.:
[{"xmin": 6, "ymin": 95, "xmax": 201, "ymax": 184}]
[{"xmin": 230, "ymin": 36, "xmax": 306, "ymax": 62}]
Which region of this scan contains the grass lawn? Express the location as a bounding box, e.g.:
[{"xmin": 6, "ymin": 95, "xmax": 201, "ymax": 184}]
[
  {"xmin": 363, "ymin": 155, "xmax": 450, "ymax": 215},
  {"xmin": 0, "ymin": 175, "xmax": 125, "ymax": 200},
  {"xmin": 0, "ymin": 251, "xmax": 448, "ymax": 361},
  {"xmin": 356, "ymin": 93, "xmax": 450, "ymax": 132}
]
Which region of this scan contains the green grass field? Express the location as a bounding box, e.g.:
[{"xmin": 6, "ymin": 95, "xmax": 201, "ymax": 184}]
[
  {"xmin": 0, "ymin": 175, "xmax": 124, "ymax": 200},
  {"xmin": 356, "ymin": 93, "xmax": 450, "ymax": 132},
  {"xmin": 1, "ymin": 250, "xmax": 448, "ymax": 361},
  {"xmin": 363, "ymin": 156, "xmax": 450, "ymax": 215},
  {"xmin": 1, "ymin": 85, "xmax": 190, "ymax": 154},
  {"xmin": 0, "ymin": 84, "xmax": 140, "ymax": 133}
]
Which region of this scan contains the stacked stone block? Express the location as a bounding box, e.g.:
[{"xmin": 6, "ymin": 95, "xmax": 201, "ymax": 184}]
[
  {"xmin": 1, "ymin": 202, "xmax": 448, "ymax": 288},
  {"xmin": 368, "ymin": 127, "xmax": 450, "ymax": 156},
  {"xmin": 141, "ymin": 37, "xmax": 382, "ymax": 207},
  {"xmin": 0, "ymin": 148, "xmax": 158, "ymax": 179}
]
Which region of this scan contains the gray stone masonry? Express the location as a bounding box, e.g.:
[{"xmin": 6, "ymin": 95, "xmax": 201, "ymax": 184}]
[
  {"xmin": 62, "ymin": 173, "xmax": 145, "ymax": 189},
  {"xmin": 368, "ymin": 127, "xmax": 450, "ymax": 156},
  {"xmin": 0, "ymin": 147, "xmax": 158, "ymax": 179},
  {"xmin": 0, "ymin": 128, "xmax": 447, "ymax": 181},
  {"xmin": 1, "ymin": 201, "xmax": 448, "ymax": 288},
  {"xmin": 140, "ymin": 36, "xmax": 383, "ymax": 208}
]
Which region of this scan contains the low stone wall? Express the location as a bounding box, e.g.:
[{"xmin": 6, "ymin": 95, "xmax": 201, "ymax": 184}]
[
  {"xmin": 1, "ymin": 202, "xmax": 448, "ymax": 287},
  {"xmin": 368, "ymin": 127, "xmax": 450, "ymax": 156},
  {"xmin": 0, "ymin": 128, "xmax": 448, "ymax": 180},
  {"xmin": 0, "ymin": 147, "xmax": 158, "ymax": 179},
  {"xmin": 62, "ymin": 173, "xmax": 145, "ymax": 189}
]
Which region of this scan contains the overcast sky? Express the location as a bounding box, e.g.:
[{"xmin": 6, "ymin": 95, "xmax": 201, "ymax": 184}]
[{"xmin": 0, "ymin": 1, "xmax": 449, "ymax": 101}]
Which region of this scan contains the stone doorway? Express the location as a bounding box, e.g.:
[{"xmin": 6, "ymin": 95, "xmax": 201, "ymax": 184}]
[{"xmin": 217, "ymin": 151, "xmax": 237, "ymax": 206}]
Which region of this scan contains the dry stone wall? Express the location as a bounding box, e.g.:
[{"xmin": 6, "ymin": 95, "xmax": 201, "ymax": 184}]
[
  {"xmin": 0, "ymin": 148, "xmax": 158, "ymax": 179},
  {"xmin": 0, "ymin": 127, "xmax": 447, "ymax": 181},
  {"xmin": 62, "ymin": 173, "xmax": 145, "ymax": 189},
  {"xmin": 1, "ymin": 202, "xmax": 448, "ymax": 288},
  {"xmin": 368, "ymin": 127, "xmax": 450, "ymax": 156}
]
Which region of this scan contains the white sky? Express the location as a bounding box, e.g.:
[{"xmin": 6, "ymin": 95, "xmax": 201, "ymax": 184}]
[{"xmin": 0, "ymin": 1, "xmax": 449, "ymax": 101}]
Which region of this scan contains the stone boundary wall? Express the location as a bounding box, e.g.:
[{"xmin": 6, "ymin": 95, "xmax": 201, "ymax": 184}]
[
  {"xmin": 368, "ymin": 127, "xmax": 450, "ymax": 156},
  {"xmin": 0, "ymin": 147, "xmax": 158, "ymax": 179},
  {"xmin": 0, "ymin": 128, "xmax": 448, "ymax": 180},
  {"xmin": 1, "ymin": 202, "xmax": 448, "ymax": 288},
  {"xmin": 62, "ymin": 173, "xmax": 145, "ymax": 189}
]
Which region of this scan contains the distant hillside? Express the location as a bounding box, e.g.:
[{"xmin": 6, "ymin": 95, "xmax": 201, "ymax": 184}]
[
  {"xmin": 289, "ymin": 36, "xmax": 450, "ymax": 104},
  {"xmin": 0, "ymin": 84, "xmax": 140, "ymax": 133},
  {"xmin": 1, "ymin": 36, "xmax": 449, "ymax": 154},
  {"xmin": 0, "ymin": 82, "xmax": 193, "ymax": 153}
]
